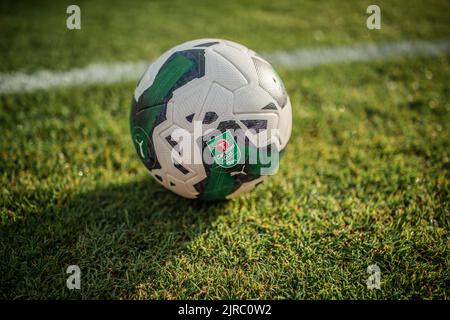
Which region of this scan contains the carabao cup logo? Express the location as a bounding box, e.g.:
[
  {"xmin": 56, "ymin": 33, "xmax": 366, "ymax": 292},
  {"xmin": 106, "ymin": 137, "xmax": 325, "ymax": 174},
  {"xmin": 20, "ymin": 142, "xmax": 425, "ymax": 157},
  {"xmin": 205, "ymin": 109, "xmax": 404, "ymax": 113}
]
[{"xmin": 207, "ymin": 130, "xmax": 241, "ymax": 168}]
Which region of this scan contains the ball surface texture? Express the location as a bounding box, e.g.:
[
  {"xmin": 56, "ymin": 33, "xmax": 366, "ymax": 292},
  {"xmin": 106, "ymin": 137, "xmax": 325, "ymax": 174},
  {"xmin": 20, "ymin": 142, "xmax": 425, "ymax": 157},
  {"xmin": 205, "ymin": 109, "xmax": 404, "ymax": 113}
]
[{"xmin": 130, "ymin": 39, "xmax": 292, "ymax": 200}]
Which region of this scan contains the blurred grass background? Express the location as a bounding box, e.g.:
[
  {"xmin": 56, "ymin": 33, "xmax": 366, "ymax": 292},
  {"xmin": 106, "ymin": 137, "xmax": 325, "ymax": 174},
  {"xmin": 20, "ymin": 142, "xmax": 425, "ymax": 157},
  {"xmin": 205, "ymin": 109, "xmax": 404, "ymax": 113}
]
[
  {"xmin": 0, "ymin": 0, "xmax": 449, "ymax": 299},
  {"xmin": 1, "ymin": 0, "xmax": 449, "ymax": 72}
]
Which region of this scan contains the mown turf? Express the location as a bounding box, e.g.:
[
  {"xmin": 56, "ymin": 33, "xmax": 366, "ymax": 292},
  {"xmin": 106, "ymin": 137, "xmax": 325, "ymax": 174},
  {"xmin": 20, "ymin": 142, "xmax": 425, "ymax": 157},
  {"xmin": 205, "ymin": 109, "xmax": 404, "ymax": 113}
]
[
  {"xmin": 0, "ymin": 0, "xmax": 449, "ymax": 299},
  {"xmin": 1, "ymin": 0, "xmax": 449, "ymax": 72}
]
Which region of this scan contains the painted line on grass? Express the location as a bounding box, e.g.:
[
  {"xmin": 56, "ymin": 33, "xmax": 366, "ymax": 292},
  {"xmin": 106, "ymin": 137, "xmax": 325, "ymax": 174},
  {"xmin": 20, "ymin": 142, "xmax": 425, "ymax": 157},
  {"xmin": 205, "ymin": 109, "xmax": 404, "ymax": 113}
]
[
  {"xmin": 264, "ymin": 38, "xmax": 450, "ymax": 68},
  {"xmin": 0, "ymin": 39, "xmax": 449, "ymax": 94},
  {"xmin": 0, "ymin": 61, "xmax": 149, "ymax": 95}
]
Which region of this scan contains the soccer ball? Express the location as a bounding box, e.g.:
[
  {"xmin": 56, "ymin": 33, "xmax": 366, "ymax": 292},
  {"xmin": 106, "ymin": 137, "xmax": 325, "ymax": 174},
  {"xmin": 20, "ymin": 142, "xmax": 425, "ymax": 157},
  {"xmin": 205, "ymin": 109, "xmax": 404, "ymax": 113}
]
[{"xmin": 130, "ymin": 39, "xmax": 292, "ymax": 200}]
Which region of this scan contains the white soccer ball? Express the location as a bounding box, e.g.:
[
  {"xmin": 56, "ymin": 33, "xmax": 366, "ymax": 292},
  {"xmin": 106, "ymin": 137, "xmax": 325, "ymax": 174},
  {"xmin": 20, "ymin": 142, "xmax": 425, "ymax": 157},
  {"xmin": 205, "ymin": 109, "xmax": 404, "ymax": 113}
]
[{"xmin": 130, "ymin": 39, "xmax": 292, "ymax": 200}]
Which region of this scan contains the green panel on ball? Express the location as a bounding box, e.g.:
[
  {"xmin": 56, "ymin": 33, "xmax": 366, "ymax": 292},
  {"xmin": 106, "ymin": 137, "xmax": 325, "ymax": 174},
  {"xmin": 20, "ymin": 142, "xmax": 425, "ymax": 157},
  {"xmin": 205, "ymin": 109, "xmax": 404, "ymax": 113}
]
[
  {"xmin": 142, "ymin": 54, "xmax": 194, "ymax": 108},
  {"xmin": 198, "ymin": 164, "xmax": 235, "ymax": 200}
]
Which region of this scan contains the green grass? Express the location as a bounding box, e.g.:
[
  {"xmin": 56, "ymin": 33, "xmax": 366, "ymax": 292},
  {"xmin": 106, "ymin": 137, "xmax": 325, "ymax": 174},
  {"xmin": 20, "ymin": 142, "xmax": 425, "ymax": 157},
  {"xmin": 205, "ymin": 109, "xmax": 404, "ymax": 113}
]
[
  {"xmin": 0, "ymin": 0, "xmax": 449, "ymax": 299},
  {"xmin": 1, "ymin": 0, "xmax": 449, "ymax": 72}
]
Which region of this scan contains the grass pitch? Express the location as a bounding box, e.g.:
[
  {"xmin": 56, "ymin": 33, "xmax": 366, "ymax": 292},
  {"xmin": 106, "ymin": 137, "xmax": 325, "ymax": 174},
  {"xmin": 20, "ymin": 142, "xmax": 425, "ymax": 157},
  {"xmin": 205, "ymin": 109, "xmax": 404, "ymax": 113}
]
[{"xmin": 0, "ymin": 0, "xmax": 449, "ymax": 299}]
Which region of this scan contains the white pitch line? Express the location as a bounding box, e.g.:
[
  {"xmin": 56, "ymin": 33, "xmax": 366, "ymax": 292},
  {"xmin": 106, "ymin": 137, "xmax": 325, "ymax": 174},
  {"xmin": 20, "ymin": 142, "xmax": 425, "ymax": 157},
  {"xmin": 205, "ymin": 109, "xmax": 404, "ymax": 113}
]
[
  {"xmin": 0, "ymin": 61, "xmax": 149, "ymax": 94},
  {"xmin": 0, "ymin": 39, "xmax": 449, "ymax": 94},
  {"xmin": 263, "ymin": 38, "xmax": 450, "ymax": 68}
]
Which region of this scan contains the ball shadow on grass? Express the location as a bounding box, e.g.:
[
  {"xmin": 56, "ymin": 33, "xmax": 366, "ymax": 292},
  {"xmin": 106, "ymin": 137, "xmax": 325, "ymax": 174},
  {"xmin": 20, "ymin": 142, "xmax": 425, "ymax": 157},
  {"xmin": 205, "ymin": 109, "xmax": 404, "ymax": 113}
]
[{"xmin": 1, "ymin": 177, "xmax": 228, "ymax": 299}]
